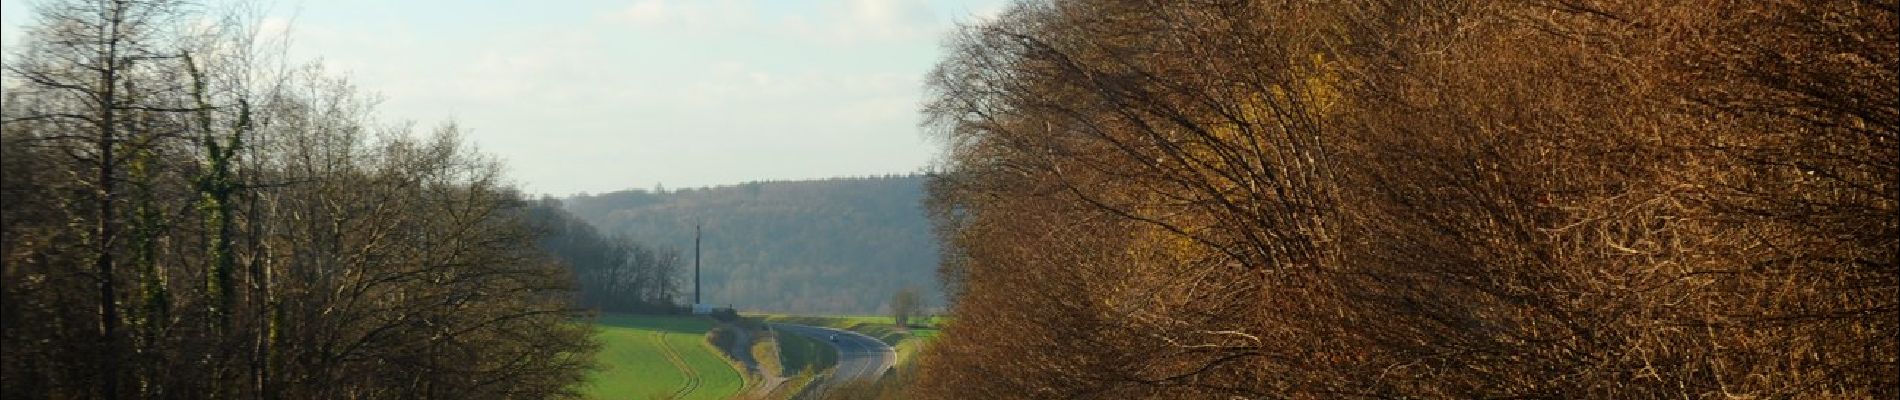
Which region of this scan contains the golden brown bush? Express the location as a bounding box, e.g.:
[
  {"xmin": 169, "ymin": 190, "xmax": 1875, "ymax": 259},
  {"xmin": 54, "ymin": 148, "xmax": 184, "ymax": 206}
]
[{"xmin": 917, "ymin": 0, "xmax": 1895, "ymax": 398}]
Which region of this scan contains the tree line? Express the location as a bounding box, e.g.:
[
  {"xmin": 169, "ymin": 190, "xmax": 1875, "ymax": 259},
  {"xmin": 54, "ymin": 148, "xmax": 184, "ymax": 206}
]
[
  {"xmin": 2, "ymin": 1, "xmax": 595, "ymax": 398},
  {"xmin": 917, "ymin": 0, "xmax": 1894, "ymax": 398},
  {"xmin": 526, "ymin": 198, "xmax": 684, "ymax": 314}
]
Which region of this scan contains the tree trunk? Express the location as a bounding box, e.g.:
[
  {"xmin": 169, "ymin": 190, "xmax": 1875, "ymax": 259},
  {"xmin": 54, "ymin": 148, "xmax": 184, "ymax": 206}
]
[{"xmin": 94, "ymin": 4, "xmax": 127, "ymax": 397}]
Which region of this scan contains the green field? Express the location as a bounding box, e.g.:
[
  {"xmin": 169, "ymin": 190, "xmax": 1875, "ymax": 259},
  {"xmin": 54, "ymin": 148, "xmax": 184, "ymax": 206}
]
[{"xmin": 583, "ymin": 314, "xmax": 745, "ymax": 400}]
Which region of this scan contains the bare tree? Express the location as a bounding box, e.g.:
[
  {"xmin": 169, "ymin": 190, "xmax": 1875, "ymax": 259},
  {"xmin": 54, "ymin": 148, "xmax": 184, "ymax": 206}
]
[
  {"xmin": 3, "ymin": 2, "xmax": 599, "ymax": 398},
  {"xmin": 2, "ymin": 1, "xmax": 195, "ymax": 396}
]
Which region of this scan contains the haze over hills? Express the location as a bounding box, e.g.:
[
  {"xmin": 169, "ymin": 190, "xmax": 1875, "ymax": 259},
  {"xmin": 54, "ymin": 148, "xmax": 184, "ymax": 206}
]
[{"xmin": 562, "ymin": 175, "xmax": 941, "ymax": 315}]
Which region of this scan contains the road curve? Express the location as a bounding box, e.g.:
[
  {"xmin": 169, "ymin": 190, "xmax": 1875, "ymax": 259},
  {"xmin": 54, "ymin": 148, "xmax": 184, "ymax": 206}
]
[{"xmin": 770, "ymin": 323, "xmax": 896, "ymax": 386}]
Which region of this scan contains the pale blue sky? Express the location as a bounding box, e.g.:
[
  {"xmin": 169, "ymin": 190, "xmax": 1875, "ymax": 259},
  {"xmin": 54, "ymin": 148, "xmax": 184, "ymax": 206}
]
[{"xmin": 1, "ymin": 0, "xmax": 1007, "ymax": 196}]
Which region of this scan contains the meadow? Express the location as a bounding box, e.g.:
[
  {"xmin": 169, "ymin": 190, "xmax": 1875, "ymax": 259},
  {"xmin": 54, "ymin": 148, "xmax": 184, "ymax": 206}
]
[{"xmin": 583, "ymin": 314, "xmax": 746, "ymax": 400}]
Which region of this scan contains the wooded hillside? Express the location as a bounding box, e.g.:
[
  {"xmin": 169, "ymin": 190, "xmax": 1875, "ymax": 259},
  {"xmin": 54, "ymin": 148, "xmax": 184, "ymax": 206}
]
[{"xmin": 564, "ymin": 175, "xmax": 941, "ymax": 314}]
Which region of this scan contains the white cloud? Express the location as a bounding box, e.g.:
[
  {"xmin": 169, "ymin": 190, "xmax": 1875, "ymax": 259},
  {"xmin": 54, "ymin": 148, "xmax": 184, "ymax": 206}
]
[
  {"xmin": 846, "ymin": 0, "xmax": 934, "ymax": 27},
  {"xmin": 604, "ymin": 0, "xmax": 757, "ymax": 31},
  {"xmin": 453, "ymin": 52, "xmax": 550, "ymax": 99},
  {"xmin": 602, "ymin": 0, "xmax": 944, "ymax": 45},
  {"xmin": 257, "ymin": 17, "xmax": 292, "ymax": 39},
  {"xmin": 611, "ymin": 0, "xmax": 669, "ymax": 25},
  {"xmin": 780, "ymin": 0, "xmax": 940, "ymax": 44}
]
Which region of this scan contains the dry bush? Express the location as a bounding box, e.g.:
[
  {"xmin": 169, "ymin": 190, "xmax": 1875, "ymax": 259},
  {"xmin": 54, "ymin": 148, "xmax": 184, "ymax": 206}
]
[{"xmin": 917, "ymin": 0, "xmax": 1895, "ymax": 398}]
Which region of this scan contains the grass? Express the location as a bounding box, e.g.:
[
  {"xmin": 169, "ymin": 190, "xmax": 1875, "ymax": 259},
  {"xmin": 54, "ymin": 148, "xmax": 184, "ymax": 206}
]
[
  {"xmin": 763, "ymin": 370, "xmax": 823, "ymax": 400},
  {"xmin": 750, "ymin": 332, "xmax": 785, "ymax": 378},
  {"xmin": 582, "ymin": 314, "xmax": 746, "ymax": 400}
]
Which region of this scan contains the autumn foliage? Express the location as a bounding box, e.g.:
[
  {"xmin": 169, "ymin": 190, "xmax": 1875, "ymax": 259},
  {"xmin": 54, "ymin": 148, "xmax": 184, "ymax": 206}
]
[{"xmin": 917, "ymin": 0, "xmax": 1896, "ymax": 398}]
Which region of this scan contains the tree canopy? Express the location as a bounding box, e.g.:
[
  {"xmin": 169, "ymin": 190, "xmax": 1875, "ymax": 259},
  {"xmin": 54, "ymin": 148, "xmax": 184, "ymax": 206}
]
[{"xmin": 913, "ymin": 0, "xmax": 1896, "ymax": 398}]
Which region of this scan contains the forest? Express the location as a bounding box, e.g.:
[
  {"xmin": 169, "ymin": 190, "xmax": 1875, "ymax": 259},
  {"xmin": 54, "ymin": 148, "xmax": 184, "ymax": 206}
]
[
  {"xmin": 564, "ymin": 175, "xmax": 941, "ymax": 315},
  {"xmin": 1, "ymin": 1, "xmax": 596, "ymax": 398},
  {"xmin": 526, "ymin": 198, "xmax": 685, "ymax": 314},
  {"xmin": 912, "ymin": 0, "xmax": 1895, "ymax": 398}
]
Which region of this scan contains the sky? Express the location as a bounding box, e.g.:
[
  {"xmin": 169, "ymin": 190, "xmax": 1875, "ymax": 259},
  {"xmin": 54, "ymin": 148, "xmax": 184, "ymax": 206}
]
[{"xmin": 0, "ymin": 0, "xmax": 1008, "ymax": 196}]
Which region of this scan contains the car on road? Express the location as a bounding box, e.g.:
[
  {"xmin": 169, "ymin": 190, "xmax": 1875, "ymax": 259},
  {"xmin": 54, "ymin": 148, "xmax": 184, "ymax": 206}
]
[{"xmin": 829, "ymin": 334, "xmax": 839, "ymax": 342}]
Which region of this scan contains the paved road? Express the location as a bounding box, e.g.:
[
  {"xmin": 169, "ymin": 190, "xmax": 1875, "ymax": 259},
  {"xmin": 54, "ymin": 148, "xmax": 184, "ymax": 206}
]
[{"xmin": 770, "ymin": 323, "xmax": 895, "ymax": 386}]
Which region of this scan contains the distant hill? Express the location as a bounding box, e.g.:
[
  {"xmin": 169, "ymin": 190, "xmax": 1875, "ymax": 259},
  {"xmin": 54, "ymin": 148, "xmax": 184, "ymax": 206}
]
[{"xmin": 563, "ymin": 175, "xmax": 940, "ymax": 314}]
